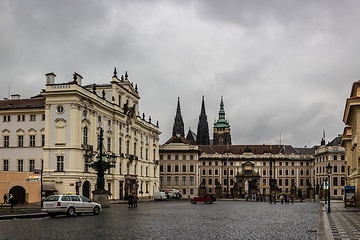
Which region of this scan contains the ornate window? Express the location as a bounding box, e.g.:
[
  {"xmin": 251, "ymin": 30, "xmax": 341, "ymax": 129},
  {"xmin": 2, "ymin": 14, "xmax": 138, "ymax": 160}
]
[
  {"xmin": 30, "ymin": 135, "xmax": 36, "ymax": 147},
  {"xmin": 3, "ymin": 136, "xmax": 9, "ymax": 147},
  {"xmin": 18, "ymin": 135, "xmax": 23, "ymax": 147},
  {"xmin": 56, "ymin": 105, "xmax": 64, "ymax": 114},
  {"xmin": 83, "ymin": 127, "xmax": 88, "ymax": 145},
  {"xmin": 57, "ymin": 156, "xmax": 64, "ymax": 171}
]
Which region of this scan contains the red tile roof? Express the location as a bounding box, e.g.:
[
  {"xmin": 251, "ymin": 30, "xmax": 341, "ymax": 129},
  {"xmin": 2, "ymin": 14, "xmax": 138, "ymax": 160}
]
[{"xmin": 0, "ymin": 98, "xmax": 45, "ymax": 110}]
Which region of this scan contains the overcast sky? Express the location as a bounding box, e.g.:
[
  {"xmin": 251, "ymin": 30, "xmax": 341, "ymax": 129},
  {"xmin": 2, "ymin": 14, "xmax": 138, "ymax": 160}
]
[{"xmin": 0, "ymin": 0, "xmax": 358, "ymax": 147}]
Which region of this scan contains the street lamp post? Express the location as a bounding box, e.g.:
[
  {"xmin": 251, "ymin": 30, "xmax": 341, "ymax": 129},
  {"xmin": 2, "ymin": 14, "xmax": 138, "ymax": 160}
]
[
  {"xmin": 84, "ymin": 128, "xmax": 117, "ymax": 206},
  {"xmin": 326, "ymin": 162, "xmax": 332, "ymax": 213},
  {"xmin": 269, "ymin": 158, "xmax": 272, "ymax": 204}
]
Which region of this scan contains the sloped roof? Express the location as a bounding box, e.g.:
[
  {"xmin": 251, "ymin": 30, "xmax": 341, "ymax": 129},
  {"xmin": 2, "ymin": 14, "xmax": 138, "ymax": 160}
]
[
  {"xmin": 0, "ymin": 98, "xmax": 45, "ymax": 110},
  {"xmin": 294, "ymin": 147, "xmax": 316, "ymax": 155},
  {"xmin": 186, "ymin": 129, "xmax": 197, "ymax": 143},
  {"xmin": 199, "ymin": 145, "xmax": 286, "ymax": 155},
  {"xmin": 327, "ymin": 136, "xmax": 341, "ymax": 146},
  {"xmin": 164, "ymin": 136, "xmax": 193, "ymax": 145}
]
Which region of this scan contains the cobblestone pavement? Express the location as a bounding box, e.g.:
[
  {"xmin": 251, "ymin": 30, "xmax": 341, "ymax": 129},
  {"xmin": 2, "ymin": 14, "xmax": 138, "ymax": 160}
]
[
  {"xmin": 326, "ymin": 201, "xmax": 360, "ymax": 240},
  {"xmin": 0, "ymin": 200, "xmax": 319, "ymax": 240}
]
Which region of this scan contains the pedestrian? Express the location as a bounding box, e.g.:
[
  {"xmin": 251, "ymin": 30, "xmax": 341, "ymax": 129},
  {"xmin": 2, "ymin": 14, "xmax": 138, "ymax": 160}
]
[
  {"xmin": 291, "ymin": 195, "xmax": 294, "ymax": 203},
  {"xmin": 128, "ymin": 193, "xmax": 133, "ymax": 208},
  {"xmin": 286, "ymin": 196, "xmax": 290, "ymax": 204},
  {"xmin": 3, "ymin": 193, "xmax": 7, "ymax": 204},
  {"xmin": 280, "ymin": 194, "xmax": 284, "ymax": 204},
  {"xmin": 132, "ymin": 194, "xmax": 137, "ymax": 208},
  {"xmin": 273, "ymin": 193, "xmax": 277, "ymax": 204},
  {"xmin": 9, "ymin": 194, "xmax": 14, "ymax": 209}
]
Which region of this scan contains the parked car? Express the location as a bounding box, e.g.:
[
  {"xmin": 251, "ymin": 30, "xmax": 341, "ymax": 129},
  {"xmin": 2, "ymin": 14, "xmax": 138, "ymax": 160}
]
[
  {"xmin": 154, "ymin": 192, "xmax": 168, "ymax": 201},
  {"xmin": 42, "ymin": 194, "xmax": 102, "ymax": 217},
  {"xmin": 191, "ymin": 195, "xmax": 216, "ymax": 204}
]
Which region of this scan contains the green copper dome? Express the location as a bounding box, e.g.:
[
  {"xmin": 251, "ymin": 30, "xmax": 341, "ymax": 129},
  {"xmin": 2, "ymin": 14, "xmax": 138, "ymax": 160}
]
[{"xmin": 214, "ymin": 96, "xmax": 230, "ymax": 128}]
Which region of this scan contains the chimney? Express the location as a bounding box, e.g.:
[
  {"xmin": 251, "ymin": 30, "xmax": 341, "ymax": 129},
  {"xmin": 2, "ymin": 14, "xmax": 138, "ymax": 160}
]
[
  {"xmin": 45, "ymin": 72, "xmax": 56, "ymax": 85},
  {"xmin": 73, "ymin": 72, "xmax": 83, "ymax": 85},
  {"xmin": 11, "ymin": 94, "xmax": 20, "ymax": 100}
]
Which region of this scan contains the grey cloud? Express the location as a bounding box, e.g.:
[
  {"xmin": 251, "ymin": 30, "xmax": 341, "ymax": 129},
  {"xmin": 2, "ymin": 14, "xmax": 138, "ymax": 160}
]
[{"xmin": 0, "ymin": 0, "xmax": 357, "ymax": 147}]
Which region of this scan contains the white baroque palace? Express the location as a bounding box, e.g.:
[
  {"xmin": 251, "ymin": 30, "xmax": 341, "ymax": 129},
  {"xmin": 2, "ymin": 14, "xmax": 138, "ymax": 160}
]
[{"xmin": 0, "ymin": 69, "xmax": 161, "ymax": 201}]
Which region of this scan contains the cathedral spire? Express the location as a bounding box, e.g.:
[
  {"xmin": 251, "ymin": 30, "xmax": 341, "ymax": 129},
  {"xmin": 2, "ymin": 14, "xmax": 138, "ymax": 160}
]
[
  {"xmin": 172, "ymin": 97, "xmax": 185, "ymax": 137},
  {"xmin": 196, "ymin": 96, "xmax": 210, "ymax": 145}
]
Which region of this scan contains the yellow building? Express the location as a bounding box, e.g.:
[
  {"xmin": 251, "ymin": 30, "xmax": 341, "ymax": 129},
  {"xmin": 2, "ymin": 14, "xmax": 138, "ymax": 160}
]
[
  {"xmin": 0, "ymin": 96, "xmax": 44, "ymax": 203},
  {"xmin": 342, "ymin": 80, "xmax": 360, "ymax": 206}
]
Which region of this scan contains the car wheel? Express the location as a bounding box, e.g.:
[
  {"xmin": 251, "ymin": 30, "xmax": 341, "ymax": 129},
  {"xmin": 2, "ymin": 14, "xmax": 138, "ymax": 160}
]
[
  {"xmin": 66, "ymin": 207, "xmax": 75, "ymax": 217},
  {"xmin": 48, "ymin": 212, "xmax": 56, "ymax": 218},
  {"xmin": 191, "ymin": 199, "xmax": 196, "ymax": 204},
  {"xmin": 93, "ymin": 206, "xmax": 100, "ymax": 215},
  {"xmin": 206, "ymin": 200, "xmax": 212, "ymax": 204}
]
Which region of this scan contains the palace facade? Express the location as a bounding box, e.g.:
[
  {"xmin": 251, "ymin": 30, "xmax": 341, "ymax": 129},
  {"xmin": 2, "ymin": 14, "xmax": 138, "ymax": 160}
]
[
  {"xmin": 0, "ymin": 69, "xmax": 160, "ymax": 202},
  {"xmin": 160, "ymin": 97, "xmax": 345, "ymax": 199}
]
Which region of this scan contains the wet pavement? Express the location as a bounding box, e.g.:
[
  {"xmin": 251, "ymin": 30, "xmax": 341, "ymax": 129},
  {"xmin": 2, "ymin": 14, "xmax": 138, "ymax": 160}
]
[{"xmin": 0, "ymin": 200, "xmax": 319, "ymax": 240}]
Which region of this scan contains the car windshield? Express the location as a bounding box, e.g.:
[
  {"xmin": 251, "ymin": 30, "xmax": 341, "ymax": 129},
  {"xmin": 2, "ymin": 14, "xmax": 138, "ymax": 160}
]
[{"xmin": 44, "ymin": 196, "xmax": 59, "ymax": 202}]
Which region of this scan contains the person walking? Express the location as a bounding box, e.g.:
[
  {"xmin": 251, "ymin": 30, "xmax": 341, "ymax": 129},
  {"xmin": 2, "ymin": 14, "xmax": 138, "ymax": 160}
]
[
  {"xmin": 9, "ymin": 194, "xmax": 14, "ymax": 209},
  {"xmin": 132, "ymin": 194, "xmax": 138, "ymax": 208},
  {"xmin": 280, "ymin": 194, "xmax": 284, "ymax": 204},
  {"xmin": 128, "ymin": 193, "xmax": 133, "ymax": 208},
  {"xmin": 3, "ymin": 194, "xmax": 7, "ymax": 204}
]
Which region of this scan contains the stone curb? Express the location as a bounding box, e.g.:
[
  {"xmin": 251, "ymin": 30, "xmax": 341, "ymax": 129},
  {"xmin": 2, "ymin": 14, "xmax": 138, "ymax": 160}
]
[{"xmin": 0, "ymin": 212, "xmax": 48, "ymax": 220}]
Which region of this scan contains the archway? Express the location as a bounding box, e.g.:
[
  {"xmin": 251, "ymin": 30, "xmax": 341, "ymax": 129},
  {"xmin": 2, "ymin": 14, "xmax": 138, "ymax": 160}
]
[
  {"xmin": 9, "ymin": 186, "xmax": 26, "ymax": 204},
  {"xmin": 82, "ymin": 181, "xmax": 91, "ymax": 199}
]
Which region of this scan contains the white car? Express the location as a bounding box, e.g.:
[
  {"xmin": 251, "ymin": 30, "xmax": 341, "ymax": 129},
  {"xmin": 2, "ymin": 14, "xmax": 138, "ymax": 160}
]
[
  {"xmin": 42, "ymin": 194, "xmax": 102, "ymax": 217},
  {"xmin": 154, "ymin": 192, "xmax": 168, "ymax": 201}
]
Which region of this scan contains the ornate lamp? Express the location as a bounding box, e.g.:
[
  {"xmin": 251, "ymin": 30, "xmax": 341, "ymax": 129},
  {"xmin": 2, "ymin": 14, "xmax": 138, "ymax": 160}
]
[{"xmin": 325, "ymin": 163, "xmax": 332, "ymax": 213}]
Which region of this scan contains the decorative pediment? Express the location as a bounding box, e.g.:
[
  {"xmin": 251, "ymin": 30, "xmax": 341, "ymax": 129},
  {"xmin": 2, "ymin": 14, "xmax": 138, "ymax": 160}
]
[
  {"xmin": 55, "ymin": 118, "xmax": 66, "ymax": 123},
  {"xmin": 2, "ymin": 129, "xmax": 10, "ymax": 134},
  {"xmin": 55, "ymin": 118, "xmax": 66, "ymax": 128},
  {"xmin": 40, "ymin": 128, "xmax": 45, "ymax": 133},
  {"xmin": 81, "ymin": 119, "xmax": 91, "ymax": 125},
  {"xmin": 16, "ymin": 128, "xmax": 25, "ymax": 134},
  {"xmin": 120, "ymin": 82, "xmax": 139, "ymax": 98},
  {"xmin": 28, "ymin": 128, "xmax": 37, "ymax": 134}
]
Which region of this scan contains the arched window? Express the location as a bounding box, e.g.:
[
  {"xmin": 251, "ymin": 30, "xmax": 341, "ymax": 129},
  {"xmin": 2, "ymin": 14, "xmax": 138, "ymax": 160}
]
[{"xmin": 83, "ymin": 127, "xmax": 88, "ymax": 145}]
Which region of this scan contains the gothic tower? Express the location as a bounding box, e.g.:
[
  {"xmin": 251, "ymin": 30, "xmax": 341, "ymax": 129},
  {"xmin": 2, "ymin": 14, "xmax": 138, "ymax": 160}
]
[
  {"xmin": 196, "ymin": 96, "xmax": 210, "ymax": 145},
  {"xmin": 213, "ymin": 96, "xmax": 231, "ymax": 145},
  {"xmin": 172, "ymin": 97, "xmax": 185, "ymax": 137}
]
